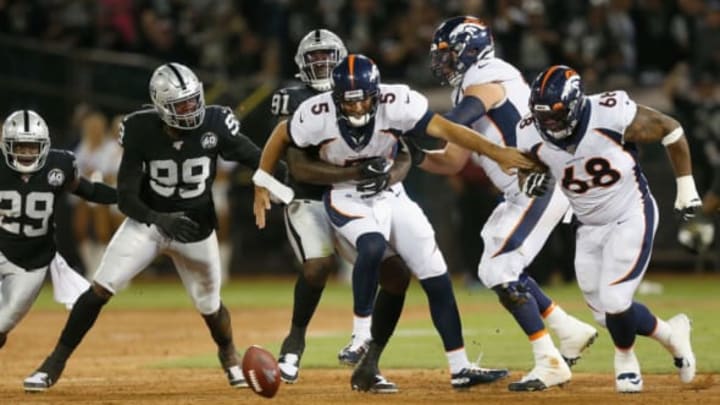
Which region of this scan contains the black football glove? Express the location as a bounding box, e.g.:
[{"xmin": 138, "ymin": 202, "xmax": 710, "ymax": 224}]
[
  {"xmin": 356, "ymin": 173, "xmax": 391, "ymax": 199},
  {"xmin": 152, "ymin": 212, "xmax": 200, "ymax": 243},
  {"xmin": 522, "ymin": 171, "xmax": 552, "ymax": 197},
  {"xmin": 359, "ymin": 157, "xmax": 393, "ymax": 179},
  {"xmin": 674, "ymin": 198, "xmax": 702, "ymax": 222}
]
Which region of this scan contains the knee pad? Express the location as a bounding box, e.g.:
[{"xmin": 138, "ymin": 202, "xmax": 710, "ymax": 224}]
[
  {"xmin": 378, "ymin": 255, "xmax": 410, "ymax": 295},
  {"xmin": 492, "ymin": 281, "xmax": 531, "ymax": 311},
  {"xmin": 303, "ymin": 256, "xmax": 335, "ymax": 288}
]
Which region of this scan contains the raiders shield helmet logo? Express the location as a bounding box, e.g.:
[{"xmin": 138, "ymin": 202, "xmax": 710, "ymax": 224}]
[
  {"xmin": 201, "ymin": 132, "xmax": 218, "ymax": 150},
  {"xmin": 47, "ymin": 168, "xmax": 65, "ymax": 186}
]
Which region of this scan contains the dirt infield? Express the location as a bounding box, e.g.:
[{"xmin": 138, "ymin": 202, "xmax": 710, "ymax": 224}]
[{"xmin": 1, "ymin": 306, "xmax": 717, "ymax": 405}]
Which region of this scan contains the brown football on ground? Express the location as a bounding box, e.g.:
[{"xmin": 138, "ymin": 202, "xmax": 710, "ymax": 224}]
[{"xmin": 242, "ymin": 345, "xmax": 281, "ymax": 399}]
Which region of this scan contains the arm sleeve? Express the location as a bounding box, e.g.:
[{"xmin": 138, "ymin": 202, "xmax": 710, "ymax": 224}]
[
  {"xmin": 72, "ymin": 178, "xmax": 118, "ymax": 204},
  {"xmin": 442, "ymin": 96, "xmax": 487, "ymax": 127},
  {"xmin": 116, "ymin": 147, "xmax": 158, "ymax": 224}
]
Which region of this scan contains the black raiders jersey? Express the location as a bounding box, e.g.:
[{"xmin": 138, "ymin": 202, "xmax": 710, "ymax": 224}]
[
  {"xmin": 271, "ymin": 84, "xmax": 327, "ymax": 200},
  {"xmin": 0, "ymin": 150, "xmax": 76, "ymax": 269},
  {"xmin": 118, "ymin": 105, "xmax": 261, "ymax": 240}
]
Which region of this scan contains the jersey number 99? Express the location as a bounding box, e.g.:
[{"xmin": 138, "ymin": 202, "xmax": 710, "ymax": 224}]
[{"xmin": 149, "ymin": 157, "xmax": 211, "ymax": 199}]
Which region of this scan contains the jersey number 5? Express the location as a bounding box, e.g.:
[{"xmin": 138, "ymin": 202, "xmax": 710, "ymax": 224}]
[
  {"xmin": 562, "ymin": 158, "xmax": 621, "ymax": 193},
  {"xmin": 149, "ymin": 157, "xmax": 211, "ymax": 199},
  {"xmin": 0, "ymin": 191, "xmax": 54, "ymax": 237}
]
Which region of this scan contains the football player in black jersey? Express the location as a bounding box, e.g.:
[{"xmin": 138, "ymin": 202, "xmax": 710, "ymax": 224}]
[
  {"xmin": 0, "ymin": 110, "xmax": 117, "ymax": 350},
  {"xmin": 24, "ymin": 62, "xmax": 279, "ymax": 392},
  {"xmin": 257, "ymin": 29, "xmax": 412, "ymax": 385}
]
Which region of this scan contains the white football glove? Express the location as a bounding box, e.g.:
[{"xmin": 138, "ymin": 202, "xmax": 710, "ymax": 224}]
[{"xmin": 674, "ymin": 176, "xmax": 702, "ymax": 221}]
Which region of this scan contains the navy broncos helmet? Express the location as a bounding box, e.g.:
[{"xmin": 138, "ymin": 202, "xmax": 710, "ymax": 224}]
[
  {"xmin": 430, "ymin": 16, "xmax": 494, "ymax": 87},
  {"xmin": 331, "ymin": 54, "xmax": 381, "ymax": 128},
  {"xmin": 529, "ymin": 65, "xmax": 586, "ymax": 141}
]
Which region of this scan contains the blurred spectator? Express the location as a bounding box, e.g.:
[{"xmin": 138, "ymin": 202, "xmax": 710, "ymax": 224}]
[
  {"xmin": 517, "ymin": 0, "xmax": 562, "ymax": 80},
  {"xmin": 72, "ymin": 110, "xmax": 122, "ymax": 277}
]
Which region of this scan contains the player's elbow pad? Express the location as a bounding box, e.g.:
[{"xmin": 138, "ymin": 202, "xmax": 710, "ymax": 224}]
[
  {"xmin": 73, "ymin": 178, "xmax": 118, "ymax": 204},
  {"xmin": 442, "ymin": 97, "xmax": 487, "ymax": 127}
]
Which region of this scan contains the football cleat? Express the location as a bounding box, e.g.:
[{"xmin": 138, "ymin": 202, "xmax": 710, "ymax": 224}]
[
  {"xmin": 508, "ymin": 352, "xmax": 571, "ymax": 392},
  {"xmin": 338, "ymin": 335, "xmax": 370, "ymax": 366},
  {"xmin": 225, "ymin": 365, "xmax": 248, "ymax": 388},
  {"xmin": 666, "ymin": 313, "xmax": 696, "ymax": 383},
  {"xmin": 616, "ymin": 372, "xmax": 643, "ymax": 393},
  {"xmin": 557, "ymin": 319, "xmax": 599, "ymax": 367},
  {"xmin": 23, "ymin": 372, "xmax": 54, "ymax": 393},
  {"xmin": 451, "ymin": 366, "xmax": 509, "ymax": 389},
  {"xmin": 278, "ymin": 353, "xmax": 301, "ymax": 384},
  {"xmin": 351, "ymin": 373, "xmax": 398, "ymax": 394},
  {"xmin": 614, "ymin": 349, "xmax": 642, "ymax": 393}
]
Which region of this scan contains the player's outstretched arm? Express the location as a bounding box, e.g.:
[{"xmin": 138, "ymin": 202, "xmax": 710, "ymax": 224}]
[
  {"xmin": 69, "ymin": 176, "xmax": 117, "ymax": 204},
  {"xmin": 424, "ymin": 113, "xmax": 541, "ymax": 173},
  {"xmin": 625, "ymin": 105, "xmax": 701, "ymax": 219},
  {"xmin": 418, "ymin": 142, "xmax": 472, "ymax": 175},
  {"xmin": 253, "ymin": 120, "xmax": 292, "ymax": 229}
]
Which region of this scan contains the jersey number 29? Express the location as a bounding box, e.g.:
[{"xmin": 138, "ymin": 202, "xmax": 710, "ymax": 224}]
[{"xmin": 0, "ymin": 191, "xmax": 54, "ymax": 237}]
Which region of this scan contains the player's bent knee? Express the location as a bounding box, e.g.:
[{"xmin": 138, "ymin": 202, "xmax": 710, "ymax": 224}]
[
  {"xmin": 91, "ymin": 282, "xmax": 114, "ymax": 301},
  {"xmin": 598, "ymin": 292, "xmax": 632, "ymax": 316},
  {"xmin": 379, "ymin": 255, "xmax": 410, "ymax": 295},
  {"xmin": 303, "ymin": 256, "xmax": 335, "ymax": 288},
  {"xmin": 492, "ymin": 281, "xmax": 531, "ymax": 311},
  {"xmin": 195, "ymin": 295, "xmax": 221, "ymax": 315}
]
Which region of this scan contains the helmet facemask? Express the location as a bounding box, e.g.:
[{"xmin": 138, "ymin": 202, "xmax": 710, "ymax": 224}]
[
  {"xmin": 532, "ymin": 101, "xmax": 581, "ymax": 140},
  {"xmin": 295, "ymin": 29, "xmax": 348, "ymax": 91},
  {"xmin": 430, "ymin": 17, "xmax": 494, "ymax": 88},
  {"xmin": 1, "ymin": 110, "xmax": 51, "ymax": 173},
  {"xmin": 337, "ymin": 89, "xmax": 379, "ymax": 128},
  {"xmin": 300, "ymin": 49, "xmax": 343, "ymax": 91},
  {"xmin": 150, "ymin": 63, "xmax": 206, "ymax": 130}
]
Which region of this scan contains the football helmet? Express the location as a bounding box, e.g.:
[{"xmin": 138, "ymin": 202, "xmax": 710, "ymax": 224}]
[
  {"xmin": 149, "ymin": 62, "xmax": 205, "ymax": 130},
  {"xmin": 1, "ymin": 110, "xmax": 51, "ymax": 173},
  {"xmin": 331, "ymin": 54, "xmax": 380, "ymax": 128},
  {"xmin": 295, "ymin": 29, "xmax": 348, "ymax": 92},
  {"xmin": 430, "ymin": 16, "xmax": 494, "ymax": 87},
  {"xmin": 529, "ymin": 65, "xmax": 586, "ymax": 141}
]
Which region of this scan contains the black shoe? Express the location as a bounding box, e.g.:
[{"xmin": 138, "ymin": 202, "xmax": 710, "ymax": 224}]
[
  {"xmin": 451, "ymin": 366, "xmax": 509, "ymax": 389},
  {"xmin": 350, "ymin": 340, "xmax": 398, "ymax": 393}
]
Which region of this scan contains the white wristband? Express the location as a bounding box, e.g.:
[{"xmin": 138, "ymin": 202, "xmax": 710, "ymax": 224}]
[
  {"xmin": 661, "ymin": 127, "xmax": 683, "ymax": 146},
  {"xmin": 252, "ymin": 169, "xmax": 294, "ymax": 204},
  {"xmin": 675, "ymin": 175, "xmax": 700, "ymax": 210}
]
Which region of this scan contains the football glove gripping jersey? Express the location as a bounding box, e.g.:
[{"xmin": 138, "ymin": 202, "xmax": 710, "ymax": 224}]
[{"xmin": 521, "ymin": 171, "xmax": 552, "ymax": 197}]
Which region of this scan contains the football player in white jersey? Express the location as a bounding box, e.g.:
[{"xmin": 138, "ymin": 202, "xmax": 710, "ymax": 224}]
[
  {"xmin": 413, "ymin": 16, "xmax": 599, "ymax": 391},
  {"xmin": 275, "ymin": 53, "xmax": 540, "ymax": 392},
  {"xmin": 516, "ymin": 65, "xmax": 700, "ymax": 393},
  {"xmin": 260, "ymin": 29, "xmax": 416, "ymax": 384}
]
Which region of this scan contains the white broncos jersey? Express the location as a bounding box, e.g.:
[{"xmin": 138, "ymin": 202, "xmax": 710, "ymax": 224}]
[
  {"xmin": 289, "ymin": 83, "xmax": 431, "ymax": 190},
  {"xmin": 452, "ymin": 58, "xmax": 539, "ymax": 201},
  {"xmin": 517, "ymin": 90, "xmax": 650, "ymax": 225}
]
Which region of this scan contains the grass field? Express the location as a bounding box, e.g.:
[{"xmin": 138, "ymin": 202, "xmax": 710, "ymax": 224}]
[{"xmin": 27, "ymin": 271, "xmax": 720, "ymax": 375}]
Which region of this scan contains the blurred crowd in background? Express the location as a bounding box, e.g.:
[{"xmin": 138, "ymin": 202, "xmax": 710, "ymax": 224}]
[{"xmin": 0, "ymin": 0, "xmax": 718, "ymax": 284}]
